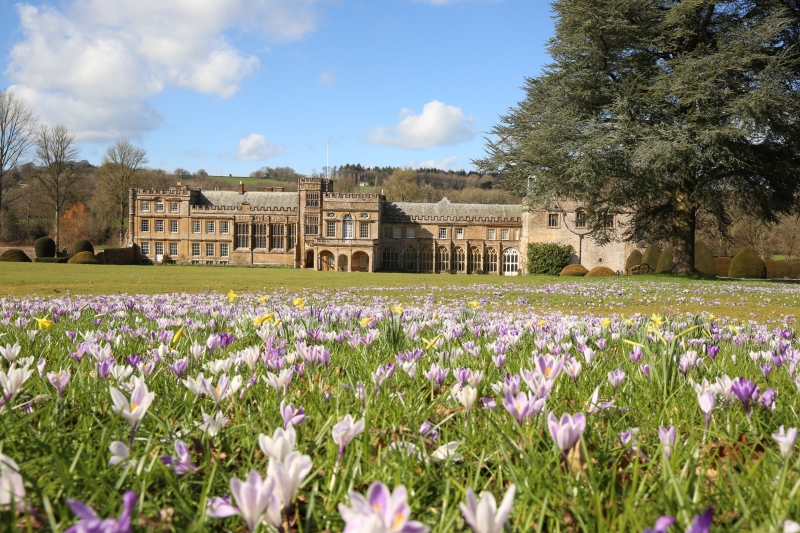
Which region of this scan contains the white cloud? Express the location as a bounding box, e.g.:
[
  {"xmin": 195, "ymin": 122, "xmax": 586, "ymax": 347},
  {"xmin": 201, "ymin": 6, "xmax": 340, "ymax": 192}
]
[
  {"xmin": 4, "ymin": 0, "xmax": 319, "ymax": 142},
  {"xmin": 367, "ymin": 100, "xmax": 476, "ymax": 149},
  {"xmin": 236, "ymin": 134, "xmax": 284, "ymax": 161},
  {"xmin": 319, "ymin": 69, "xmax": 335, "ymax": 86},
  {"xmin": 408, "ymin": 156, "xmax": 462, "ymax": 171}
]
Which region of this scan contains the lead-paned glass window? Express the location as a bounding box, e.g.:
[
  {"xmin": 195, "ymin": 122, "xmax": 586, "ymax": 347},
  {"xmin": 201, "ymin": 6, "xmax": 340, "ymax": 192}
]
[
  {"xmin": 192, "ymin": 220, "xmax": 201, "ymax": 233},
  {"xmin": 192, "ymin": 243, "xmax": 201, "ymax": 256},
  {"xmin": 254, "ymin": 224, "xmax": 267, "ymax": 249},
  {"xmin": 455, "ymin": 228, "xmax": 464, "ymax": 239},
  {"xmin": 141, "ymin": 219, "xmax": 150, "ymax": 232},
  {"xmin": 155, "ymin": 220, "xmax": 164, "ymax": 232},
  {"xmin": 288, "ymin": 225, "xmax": 296, "ymax": 249},
  {"xmin": 206, "ymin": 243, "xmax": 215, "ymax": 257},
  {"xmin": 220, "ymin": 221, "xmax": 230, "ymax": 234},
  {"xmin": 169, "ymin": 242, "xmax": 178, "ymax": 256},
  {"xmin": 576, "ymin": 211, "xmax": 587, "ymax": 228},
  {"xmin": 169, "ymin": 220, "xmax": 178, "ymax": 233},
  {"xmin": 206, "ymin": 221, "xmax": 215, "ymax": 234},
  {"xmin": 487, "ymin": 228, "xmax": 496, "ymax": 240},
  {"xmin": 326, "ymin": 221, "xmax": 336, "ymax": 238},
  {"xmin": 406, "ymin": 227, "xmax": 415, "ymax": 239},
  {"xmin": 548, "ymin": 213, "xmax": 559, "ymax": 227},
  {"xmin": 271, "ymin": 224, "xmax": 284, "ymax": 249},
  {"xmin": 155, "ymin": 201, "xmax": 164, "ymax": 212},
  {"xmin": 306, "ymin": 192, "xmax": 319, "ymax": 207},
  {"xmin": 141, "ymin": 201, "xmax": 150, "ymax": 212},
  {"xmin": 393, "ymin": 227, "xmax": 401, "ymax": 239},
  {"xmin": 438, "ymin": 227, "xmax": 447, "ymax": 239},
  {"xmin": 170, "ymin": 203, "xmax": 179, "ymax": 213},
  {"xmin": 501, "ymin": 229, "xmax": 510, "ymax": 240},
  {"xmin": 236, "ymin": 223, "xmax": 250, "ymax": 249},
  {"xmin": 360, "ymin": 222, "xmax": 370, "ymax": 239},
  {"xmin": 140, "ymin": 242, "xmax": 150, "ymax": 256},
  {"xmin": 220, "ymin": 243, "xmax": 229, "ymax": 257},
  {"xmin": 155, "ymin": 242, "xmax": 164, "ymax": 256},
  {"xmin": 305, "ymin": 216, "xmax": 319, "ymax": 235}
]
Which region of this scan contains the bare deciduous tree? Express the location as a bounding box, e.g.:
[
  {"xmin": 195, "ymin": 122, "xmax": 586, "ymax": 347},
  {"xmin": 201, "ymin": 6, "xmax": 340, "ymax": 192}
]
[
  {"xmin": 96, "ymin": 138, "xmax": 148, "ymax": 245},
  {"xmin": 33, "ymin": 124, "xmax": 82, "ymax": 250},
  {"xmin": 0, "ymin": 89, "xmax": 37, "ymax": 214}
]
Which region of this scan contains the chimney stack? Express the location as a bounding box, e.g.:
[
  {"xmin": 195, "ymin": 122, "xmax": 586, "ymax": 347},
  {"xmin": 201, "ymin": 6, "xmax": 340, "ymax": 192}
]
[{"xmin": 238, "ymin": 181, "xmax": 244, "ymax": 194}]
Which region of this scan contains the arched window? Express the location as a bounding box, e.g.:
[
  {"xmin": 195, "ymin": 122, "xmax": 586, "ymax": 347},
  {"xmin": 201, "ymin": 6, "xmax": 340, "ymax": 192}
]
[
  {"xmin": 382, "ymin": 247, "xmax": 399, "ymax": 270},
  {"xmin": 502, "ymin": 248, "xmax": 519, "ymax": 275},
  {"xmin": 343, "ymin": 214, "xmax": 354, "ymax": 240},
  {"xmin": 403, "ymin": 247, "xmax": 418, "ymax": 272},
  {"xmin": 468, "ymin": 247, "xmax": 482, "ymax": 274},
  {"xmin": 436, "ymin": 246, "xmax": 450, "ymax": 273},
  {"xmin": 420, "ymin": 248, "xmax": 433, "ymax": 271},
  {"xmin": 487, "ymin": 249, "xmax": 498, "ymax": 273},
  {"xmin": 454, "ymin": 247, "xmax": 466, "ymax": 272}
]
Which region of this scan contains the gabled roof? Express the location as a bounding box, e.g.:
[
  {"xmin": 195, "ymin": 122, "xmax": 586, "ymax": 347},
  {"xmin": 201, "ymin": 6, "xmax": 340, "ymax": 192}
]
[
  {"xmin": 384, "ymin": 197, "xmax": 523, "ymax": 220},
  {"xmin": 195, "ymin": 191, "xmax": 299, "ymax": 209}
]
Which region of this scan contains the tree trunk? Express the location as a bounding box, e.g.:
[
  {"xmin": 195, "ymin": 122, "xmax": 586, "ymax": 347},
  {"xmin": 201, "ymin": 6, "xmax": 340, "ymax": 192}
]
[
  {"xmin": 55, "ymin": 208, "xmax": 60, "ymax": 252},
  {"xmin": 120, "ymin": 204, "xmax": 125, "ymax": 246},
  {"xmin": 672, "ymin": 181, "xmax": 696, "ymax": 273}
]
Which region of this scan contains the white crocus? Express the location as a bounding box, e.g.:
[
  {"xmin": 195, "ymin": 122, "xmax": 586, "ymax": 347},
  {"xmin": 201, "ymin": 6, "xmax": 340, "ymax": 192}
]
[
  {"xmin": 229, "ymin": 470, "xmax": 276, "ymax": 533},
  {"xmin": 0, "ymin": 343, "xmax": 21, "ymax": 364},
  {"xmin": 197, "ymin": 411, "xmax": 228, "ymax": 437},
  {"xmin": 0, "ymin": 454, "xmax": 25, "ymax": 511},
  {"xmin": 110, "ymin": 365, "xmax": 134, "ymax": 382},
  {"xmin": 258, "ymin": 425, "xmax": 296, "ymax": 463},
  {"xmin": 108, "ymin": 441, "xmax": 131, "ymax": 467},
  {"xmin": 430, "ymin": 442, "xmax": 463, "ymax": 462},
  {"xmin": 263, "ymin": 369, "xmax": 293, "ymax": 397},
  {"xmin": 459, "ymin": 484, "xmax": 516, "ymax": 533},
  {"xmin": 109, "ymin": 377, "xmax": 155, "ymax": 431},
  {"xmin": 0, "ymin": 362, "xmax": 34, "ymax": 401},
  {"xmin": 183, "ymin": 372, "xmax": 207, "ymax": 396},
  {"xmin": 267, "ymin": 451, "xmax": 313, "ymax": 510},
  {"xmin": 456, "ymin": 384, "xmax": 477, "ymax": 412}
]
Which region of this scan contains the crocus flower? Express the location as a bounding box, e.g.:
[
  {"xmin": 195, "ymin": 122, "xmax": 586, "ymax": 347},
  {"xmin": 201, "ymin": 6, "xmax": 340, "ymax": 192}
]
[
  {"xmin": 338, "ymin": 482, "xmax": 430, "ymax": 533},
  {"xmin": 420, "ymin": 422, "xmax": 438, "ymax": 441},
  {"xmin": 502, "ymin": 391, "xmax": 545, "ymax": 425},
  {"xmin": 46, "ymin": 370, "xmax": 71, "ymax": 399},
  {"xmin": 0, "ymin": 362, "xmax": 34, "ymax": 401},
  {"xmin": 263, "ymin": 369, "xmax": 293, "ymax": 398},
  {"xmin": 784, "ymin": 520, "xmax": 800, "ymax": 533},
  {"xmin": 197, "ymin": 410, "xmax": 228, "ymax": 437},
  {"xmin": 168, "ymin": 358, "xmax": 188, "ymax": 380},
  {"xmin": 644, "ymin": 515, "xmax": 675, "ymax": 533},
  {"xmin": 109, "ymin": 377, "xmax": 155, "ymax": 432},
  {"xmin": 259, "ymin": 425, "xmax": 296, "ymax": 462},
  {"xmin": 332, "ymin": 414, "xmax": 365, "ymax": 459},
  {"xmin": 267, "ymin": 451, "xmax": 313, "ymax": 511},
  {"xmin": 280, "ymin": 400, "xmax": 306, "ymax": 428},
  {"xmin": 658, "ymin": 426, "xmax": 676, "ymax": 459},
  {"xmin": 0, "ymin": 454, "xmax": 26, "ymax": 512},
  {"xmin": 536, "ymin": 355, "xmax": 564, "ymax": 381},
  {"xmin": 456, "ymin": 385, "xmax": 477, "ymax": 418},
  {"xmin": 203, "ymin": 374, "xmax": 243, "ymax": 408},
  {"xmin": 759, "ymin": 388, "xmax": 777, "ymax": 410},
  {"xmin": 424, "ymin": 364, "xmax": 449, "ymax": 387},
  {"xmin": 108, "ymin": 441, "xmax": 131, "ymax": 467},
  {"xmin": 686, "ymin": 507, "xmax": 713, "ymax": 533},
  {"xmin": 731, "ymin": 377, "xmax": 760, "ymax": 414},
  {"xmin": 697, "ymin": 390, "xmax": 716, "ymax": 428},
  {"xmin": 459, "ymin": 484, "xmax": 516, "ymax": 533},
  {"xmin": 225, "ymin": 470, "xmax": 276, "ymax": 533},
  {"xmin": 772, "ymin": 426, "xmax": 798, "ymax": 460},
  {"xmin": 65, "ymin": 491, "xmax": 137, "ymax": 533},
  {"xmin": 161, "ymin": 439, "xmax": 198, "ymax": 475},
  {"xmin": 547, "ymin": 412, "xmax": 586, "ymax": 454},
  {"xmin": 607, "ymin": 368, "xmax": 626, "ymax": 392},
  {"xmin": 0, "ymin": 343, "xmax": 21, "ymax": 364},
  {"xmin": 565, "ymin": 358, "xmax": 582, "ymax": 384}
]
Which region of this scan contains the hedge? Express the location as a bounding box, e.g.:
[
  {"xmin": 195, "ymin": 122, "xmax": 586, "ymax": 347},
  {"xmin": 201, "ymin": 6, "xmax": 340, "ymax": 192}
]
[
  {"xmin": 34, "ymin": 237, "xmax": 56, "ymax": 258},
  {"xmin": 527, "ymin": 242, "xmax": 572, "ymax": 276},
  {"xmin": 728, "ymin": 248, "xmax": 766, "ymax": 279},
  {"xmin": 560, "ymin": 264, "xmax": 588, "ymax": 276},
  {"xmin": 585, "ymin": 266, "xmax": 617, "ymax": 277},
  {"xmin": 0, "ymin": 249, "xmax": 32, "ymax": 262}
]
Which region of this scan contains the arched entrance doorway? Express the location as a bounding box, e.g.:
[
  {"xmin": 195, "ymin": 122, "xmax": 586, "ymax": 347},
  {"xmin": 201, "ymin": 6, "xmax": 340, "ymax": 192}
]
[
  {"xmin": 320, "ymin": 251, "xmax": 335, "ymax": 271},
  {"xmin": 338, "ymin": 254, "xmax": 349, "ymax": 271},
  {"xmin": 468, "ymin": 247, "xmax": 482, "ymax": 274},
  {"xmin": 305, "ymin": 249, "xmax": 314, "ymax": 269},
  {"xmin": 436, "ymin": 246, "xmax": 450, "ymax": 273},
  {"xmin": 352, "ymin": 251, "xmax": 369, "ymax": 272}
]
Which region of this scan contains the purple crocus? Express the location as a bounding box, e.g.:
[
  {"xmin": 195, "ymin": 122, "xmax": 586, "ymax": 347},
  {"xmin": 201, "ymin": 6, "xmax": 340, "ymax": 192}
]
[
  {"xmin": 280, "ymin": 400, "xmax": 306, "ymax": 428},
  {"xmin": 547, "ymin": 411, "xmax": 586, "ymax": 454},
  {"xmin": 644, "ymin": 508, "xmax": 712, "ymax": 533},
  {"xmin": 161, "ymin": 439, "xmax": 198, "ymax": 475},
  {"xmin": 731, "ymin": 377, "xmax": 760, "ymax": 414},
  {"xmin": 759, "ymin": 388, "xmax": 777, "ymax": 410},
  {"xmin": 332, "ymin": 414, "xmax": 365, "ymax": 460},
  {"xmin": 96, "ymin": 359, "xmax": 114, "ymax": 380},
  {"xmin": 607, "ymin": 368, "xmax": 626, "ymax": 392},
  {"xmin": 643, "ymin": 515, "xmax": 675, "ymax": 533},
  {"xmin": 168, "ymin": 358, "xmax": 189, "ymax": 380},
  {"xmin": 65, "ymin": 491, "xmax": 137, "ymax": 533},
  {"xmin": 697, "ymin": 391, "xmax": 716, "ymax": 428},
  {"xmin": 424, "ymin": 364, "xmax": 449, "ymax": 387},
  {"xmin": 503, "ymin": 391, "xmax": 545, "ymax": 426},
  {"xmin": 707, "ymin": 345, "xmax": 720, "ymax": 360},
  {"xmin": 536, "ymin": 354, "xmax": 564, "ymax": 381},
  {"xmin": 338, "ymin": 482, "xmax": 430, "ymax": 533},
  {"xmin": 420, "ymin": 422, "xmax": 438, "ymax": 441},
  {"xmin": 629, "ymin": 345, "xmax": 643, "ymax": 363},
  {"xmin": 46, "ymin": 370, "xmax": 71, "ymax": 399},
  {"xmin": 658, "ymin": 426, "xmax": 676, "ymax": 459}
]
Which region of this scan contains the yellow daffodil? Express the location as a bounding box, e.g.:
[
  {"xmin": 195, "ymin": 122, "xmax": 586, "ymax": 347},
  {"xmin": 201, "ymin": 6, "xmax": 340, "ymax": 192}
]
[
  {"xmin": 600, "ymin": 318, "xmax": 611, "ymax": 328},
  {"xmin": 258, "ymin": 295, "xmax": 267, "ymax": 304},
  {"xmin": 390, "ymin": 305, "xmax": 404, "ymax": 314},
  {"xmin": 171, "ymin": 325, "xmax": 185, "ymax": 345},
  {"xmin": 293, "ymin": 297, "xmax": 307, "ymax": 310},
  {"xmin": 227, "ymin": 290, "xmax": 239, "ymax": 302},
  {"xmin": 273, "ymin": 319, "xmax": 282, "ymax": 328},
  {"xmin": 469, "ymin": 300, "xmax": 479, "ymax": 309},
  {"xmin": 360, "ymin": 317, "xmax": 374, "ymax": 327},
  {"xmin": 707, "ymin": 314, "xmax": 716, "ymax": 320},
  {"xmin": 253, "ymin": 312, "xmax": 275, "ymax": 326},
  {"xmin": 423, "ymin": 334, "xmax": 442, "ymax": 351},
  {"xmin": 34, "ymin": 316, "xmax": 53, "ymax": 329},
  {"xmin": 537, "ymin": 320, "xmax": 547, "ymax": 327},
  {"xmin": 650, "ymin": 313, "xmax": 664, "ymax": 326}
]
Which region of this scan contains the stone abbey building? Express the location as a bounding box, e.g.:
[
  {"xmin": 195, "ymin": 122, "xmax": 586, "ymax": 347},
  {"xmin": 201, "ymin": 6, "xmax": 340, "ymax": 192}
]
[{"xmin": 128, "ymin": 178, "xmax": 636, "ymax": 274}]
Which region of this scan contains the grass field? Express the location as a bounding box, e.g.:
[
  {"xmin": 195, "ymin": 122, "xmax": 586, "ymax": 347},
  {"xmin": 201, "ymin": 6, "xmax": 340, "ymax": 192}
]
[{"xmin": 2, "ymin": 263, "xmax": 800, "ymax": 322}]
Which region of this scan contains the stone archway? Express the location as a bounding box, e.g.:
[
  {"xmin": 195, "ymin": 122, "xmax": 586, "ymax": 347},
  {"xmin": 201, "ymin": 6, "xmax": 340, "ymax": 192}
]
[
  {"xmin": 338, "ymin": 254, "xmax": 349, "ymax": 272},
  {"xmin": 320, "ymin": 250, "xmax": 335, "ymax": 271},
  {"xmin": 352, "ymin": 251, "xmax": 369, "ymax": 272},
  {"xmin": 305, "ymin": 249, "xmax": 314, "ymax": 269}
]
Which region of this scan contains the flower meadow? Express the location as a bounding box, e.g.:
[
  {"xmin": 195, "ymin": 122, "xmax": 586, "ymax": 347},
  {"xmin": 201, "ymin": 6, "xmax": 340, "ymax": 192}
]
[{"xmin": 0, "ymin": 282, "xmax": 799, "ymax": 532}]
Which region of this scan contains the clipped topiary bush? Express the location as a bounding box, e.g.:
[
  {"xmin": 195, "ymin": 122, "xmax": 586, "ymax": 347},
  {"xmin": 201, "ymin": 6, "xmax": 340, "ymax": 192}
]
[
  {"xmin": 641, "ymin": 245, "xmax": 662, "ymax": 270},
  {"xmin": 728, "ymin": 248, "xmax": 767, "ymax": 279},
  {"xmin": 694, "ymin": 241, "xmax": 718, "ymax": 276},
  {"xmin": 72, "ymin": 239, "xmax": 94, "ymax": 255},
  {"xmin": 67, "ymin": 251, "xmax": 101, "ymax": 264},
  {"xmin": 560, "ymin": 264, "xmax": 588, "ymax": 276},
  {"xmin": 714, "ymin": 257, "xmax": 732, "ymax": 277},
  {"xmin": 764, "ymin": 260, "xmax": 790, "ymax": 280},
  {"xmin": 656, "ymin": 246, "xmax": 674, "ymax": 273},
  {"xmin": 585, "ymin": 266, "xmax": 617, "ymax": 277},
  {"xmin": 625, "ymin": 250, "xmax": 643, "ymax": 272},
  {"xmin": 34, "ymin": 237, "xmax": 56, "ymax": 258},
  {"xmin": 0, "ymin": 249, "xmax": 32, "ymax": 262},
  {"xmin": 527, "ymin": 242, "xmax": 572, "ymax": 275}
]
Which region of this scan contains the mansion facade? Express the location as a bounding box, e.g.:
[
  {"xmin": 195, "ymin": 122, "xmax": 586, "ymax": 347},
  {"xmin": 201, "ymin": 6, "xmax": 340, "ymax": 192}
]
[{"xmin": 128, "ymin": 178, "xmax": 637, "ymax": 274}]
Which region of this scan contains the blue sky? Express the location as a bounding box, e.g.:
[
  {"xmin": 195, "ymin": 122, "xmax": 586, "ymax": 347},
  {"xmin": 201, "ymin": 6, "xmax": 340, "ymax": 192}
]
[{"xmin": 0, "ymin": 0, "xmax": 554, "ymax": 175}]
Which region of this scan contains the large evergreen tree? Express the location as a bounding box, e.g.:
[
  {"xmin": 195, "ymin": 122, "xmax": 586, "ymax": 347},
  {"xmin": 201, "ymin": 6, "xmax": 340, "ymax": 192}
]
[{"xmin": 476, "ymin": 0, "xmax": 800, "ymax": 271}]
